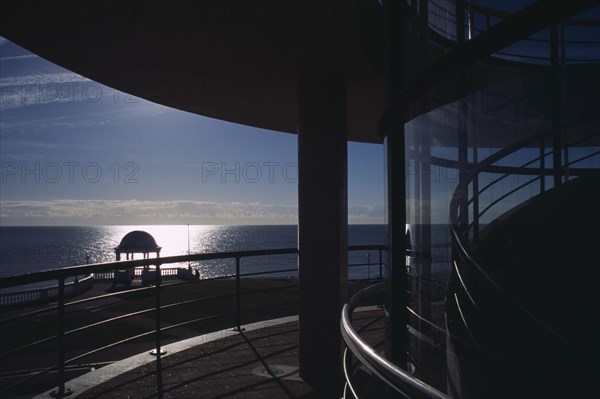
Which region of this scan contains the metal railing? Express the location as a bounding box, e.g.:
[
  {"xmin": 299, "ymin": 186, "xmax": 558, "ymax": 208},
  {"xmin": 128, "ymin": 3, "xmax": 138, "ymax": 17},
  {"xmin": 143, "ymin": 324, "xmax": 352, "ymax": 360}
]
[
  {"xmin": 452, "ymin": 119, "xmax": 599, "ymax": 242},
  {"xmin": 427, "ymin": 0, "xmax": 600, "ymax": 64},
  {"xmin": 341, "ymin": 282, "xmax": 449, "ymax": 399},
  {"xmin": 0, "ymin": 244, "xmax": 385, "ymax": 398},
  {"xmin": 448, "ymin": 120, "xmax": 600, "ymax": 370}
]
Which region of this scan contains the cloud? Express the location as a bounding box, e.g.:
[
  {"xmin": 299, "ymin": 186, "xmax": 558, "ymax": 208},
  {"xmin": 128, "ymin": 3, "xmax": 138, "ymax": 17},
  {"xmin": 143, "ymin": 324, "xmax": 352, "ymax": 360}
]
[
  {"xmin": 0, "ymin": 199, "xmax": 385, "ymax": 225},
  {"xmin": 0, "ymin": 54, "xmax": 39, "ymax": 61},
  {"xmin": 0, "ymin": 71, "xmax": 93, "ymax": 111},
  {"xmin": 348, "ymin": 204, "xmax": 385, "ymax": 224},
  {"xmin": 0, "ymin": 71, "xmax": 91, "ymax": 88},
  {"xmin": 0, "ymin": 102, "xmax": 167, "ymax": 134},
  {"xmin": 0, "ymin": 199, "xmax": 299, "ymax": 225}
]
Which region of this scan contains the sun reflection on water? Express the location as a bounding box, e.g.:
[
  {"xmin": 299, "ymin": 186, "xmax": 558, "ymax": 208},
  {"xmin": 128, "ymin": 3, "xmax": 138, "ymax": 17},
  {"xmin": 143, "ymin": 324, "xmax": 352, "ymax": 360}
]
[{"xmin": 1, "ymin": 224, "xmax": 387, "ymax": 283}]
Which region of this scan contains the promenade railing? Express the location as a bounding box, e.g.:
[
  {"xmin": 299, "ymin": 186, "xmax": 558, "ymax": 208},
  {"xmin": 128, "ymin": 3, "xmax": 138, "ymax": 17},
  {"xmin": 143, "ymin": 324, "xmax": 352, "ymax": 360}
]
[{"xmin": 0, "ymin": 244, "xmax": 385, "ymax": 398}]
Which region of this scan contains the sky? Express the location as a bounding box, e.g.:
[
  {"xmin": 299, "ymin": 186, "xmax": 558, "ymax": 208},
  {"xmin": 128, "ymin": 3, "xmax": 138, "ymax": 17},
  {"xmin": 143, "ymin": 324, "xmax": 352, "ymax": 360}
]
[{"xmin": 0, "ymin": 37, "xmax": 385, "ymax": 226}]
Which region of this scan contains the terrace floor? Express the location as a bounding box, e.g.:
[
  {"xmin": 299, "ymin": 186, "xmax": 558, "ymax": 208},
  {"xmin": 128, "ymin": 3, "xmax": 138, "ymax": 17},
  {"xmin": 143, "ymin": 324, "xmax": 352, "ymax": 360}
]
[{"xmin": 32, "ymin": 308, "xmax": 384, "ymax": 399}]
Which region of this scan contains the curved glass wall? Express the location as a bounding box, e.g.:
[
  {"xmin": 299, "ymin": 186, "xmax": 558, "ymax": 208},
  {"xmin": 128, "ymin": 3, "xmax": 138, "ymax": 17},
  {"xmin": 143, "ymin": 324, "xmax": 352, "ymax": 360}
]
[{"xmin": 384, "ymin": 1, "xmax": 599, "ymax": 397}]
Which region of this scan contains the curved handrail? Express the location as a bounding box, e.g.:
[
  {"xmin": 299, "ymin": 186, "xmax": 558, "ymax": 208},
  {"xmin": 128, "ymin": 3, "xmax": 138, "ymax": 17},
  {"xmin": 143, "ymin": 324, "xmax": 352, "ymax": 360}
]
[
  {"xmin": 0, "ymin": 247, "xmax": 300, "ymax": 288},
  {"xmin": 341, "ymin": 282, "xmax": 449, "ymax": 399},
  {"xmin": 343, "ymin": 347, "xmax": 360, "ymax": 399},
  {"xmin": 0, "ymin": 244, "xmax": 386, "ymax": 289}
]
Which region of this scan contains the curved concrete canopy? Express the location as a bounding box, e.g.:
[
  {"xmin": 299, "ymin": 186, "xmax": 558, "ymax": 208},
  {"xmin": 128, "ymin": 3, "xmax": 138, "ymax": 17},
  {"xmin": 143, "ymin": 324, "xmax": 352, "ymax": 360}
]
[{"xmin": 0, "ymin": 0, "xmax": 387, "ymax": 143}]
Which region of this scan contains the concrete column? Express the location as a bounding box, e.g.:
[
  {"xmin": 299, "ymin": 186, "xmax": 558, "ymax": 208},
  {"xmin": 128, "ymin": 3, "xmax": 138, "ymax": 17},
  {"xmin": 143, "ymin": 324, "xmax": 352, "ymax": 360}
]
[
  {"xmin": 384, "ymin": 0, "xmax": 409, "ymax": 370},
  {"xmin": 297, "ymin": 75, "xmax": 348, "ymax": 388}
]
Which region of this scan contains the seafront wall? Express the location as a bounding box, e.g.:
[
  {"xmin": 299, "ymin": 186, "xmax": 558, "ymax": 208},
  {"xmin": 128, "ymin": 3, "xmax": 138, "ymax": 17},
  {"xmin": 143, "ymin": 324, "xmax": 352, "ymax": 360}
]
[
  {"xmin": 0, "ymin": 274, "xmax": 94, "ymax": 307},
  {"xmin": 0, "ymin": 267, "xmax": 188, "ymax": 307}
]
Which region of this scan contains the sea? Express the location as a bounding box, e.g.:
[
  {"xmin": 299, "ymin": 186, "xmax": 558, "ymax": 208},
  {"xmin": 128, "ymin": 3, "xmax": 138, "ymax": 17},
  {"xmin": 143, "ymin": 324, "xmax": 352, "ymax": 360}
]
[
  {"xmin": 0, "ymin": 224, "xmax": 452, "ymax": 292},
  {"xmin": 0, "ymin": 225, "xmax": 386, "ymax": 290}
]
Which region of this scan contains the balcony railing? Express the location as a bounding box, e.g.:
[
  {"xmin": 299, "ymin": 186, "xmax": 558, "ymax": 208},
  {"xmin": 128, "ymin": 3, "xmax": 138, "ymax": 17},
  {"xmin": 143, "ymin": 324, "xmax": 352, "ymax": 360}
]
[
  {"xmin": 0, "ymin": 244, "xmax": 385, "ymax": 398},
  {"xmin": 427, "ymin": 0, "xmax": 600, "ymax": 65},
  {"xmin": 341, "ymin": 282, "xmax": 449, "ymax": 399},
  {"xmin": 447, "ymin": 119, "xmax": 600, "ymax": 395}
]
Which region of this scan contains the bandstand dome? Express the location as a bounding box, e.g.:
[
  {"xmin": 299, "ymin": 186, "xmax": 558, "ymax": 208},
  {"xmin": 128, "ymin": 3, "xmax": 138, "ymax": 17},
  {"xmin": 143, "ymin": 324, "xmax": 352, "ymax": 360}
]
[{"xmin": 115, "ymin": 231, "xmax": 161, "ymax": 255}]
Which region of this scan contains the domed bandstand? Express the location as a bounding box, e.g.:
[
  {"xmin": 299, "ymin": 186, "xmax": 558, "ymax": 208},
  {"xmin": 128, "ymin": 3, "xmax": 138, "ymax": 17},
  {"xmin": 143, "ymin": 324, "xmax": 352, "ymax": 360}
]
[
  {"xmin": 113, "ymin": 231, "xmax": 162, "ymax": 287},
  {"xmin": 114, "ymin": 231, "xmax": 162, "ymax": 261}
]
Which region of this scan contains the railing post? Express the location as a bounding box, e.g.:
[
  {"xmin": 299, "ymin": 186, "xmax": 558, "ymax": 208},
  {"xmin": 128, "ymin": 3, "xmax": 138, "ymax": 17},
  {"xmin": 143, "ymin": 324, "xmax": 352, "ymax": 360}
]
[
  {"xmin": 472, "ymin": 140, "xmax": 480, "ymax": 243},
  {"xmin": 378, "ymin": 248, "xmax": 384, "ymax": 308},
  {"xmin": 151, "ymin": 263, "xmax": 164, "ymax": 399},
  {"xmin": 367, "ymin": 252, "xmax": 371, "ymax": 280},
  {"xmin": 540, "ymin": 138, "xmax": 546, "ymax": 193},
  {"xmin": 233, "ymin": 256, "xmax": 244, "ymax": 332},
  {"xmin": 551, "ymin": 23, "xmax": 562, "ymax": 188},
  {"xmin": 379, "ymin": 249, "xmax": 383, "ymax": 282},
  {"xmin": 563, "ymin": 141, "xmax": 569, "ymax": 182},
  {"xmin": 50, "ymin": 275, "xmax": 71, "ymax": 398}
]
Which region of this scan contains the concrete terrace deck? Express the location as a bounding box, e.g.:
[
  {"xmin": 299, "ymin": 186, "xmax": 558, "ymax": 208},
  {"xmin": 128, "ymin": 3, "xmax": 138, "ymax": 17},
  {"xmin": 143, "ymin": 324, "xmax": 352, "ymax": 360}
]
[{"xmin": 33, "ymin": 309, "xmax": 384, "ymax": 399}]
